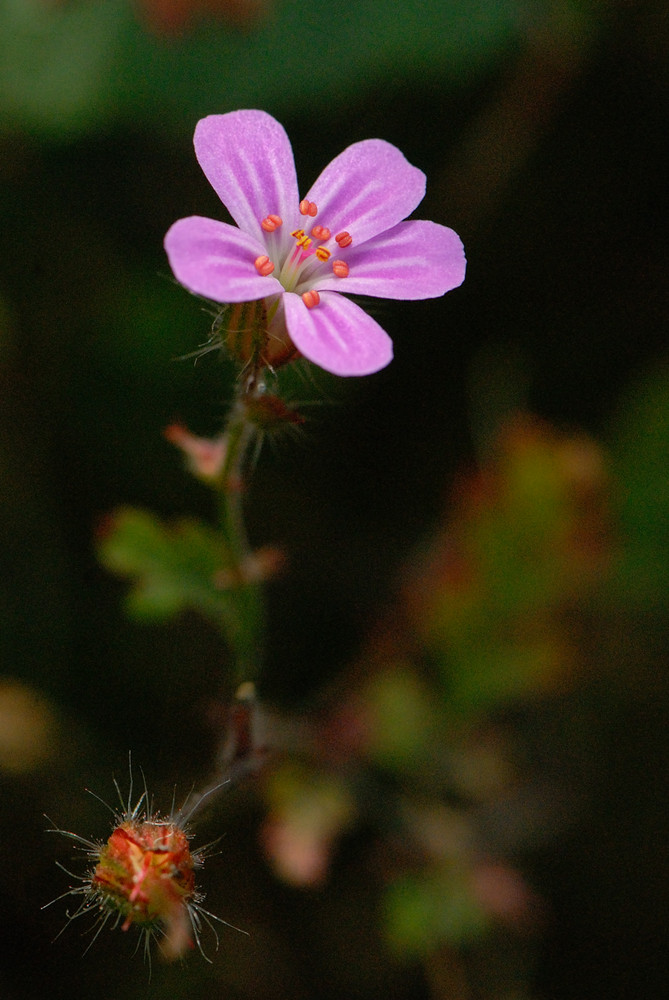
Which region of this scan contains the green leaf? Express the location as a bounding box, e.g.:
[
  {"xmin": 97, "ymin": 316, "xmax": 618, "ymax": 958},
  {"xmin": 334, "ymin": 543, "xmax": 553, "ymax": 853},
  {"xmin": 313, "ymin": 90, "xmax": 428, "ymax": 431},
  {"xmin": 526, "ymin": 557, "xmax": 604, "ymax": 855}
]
[
  {"xmin": 118, "ymin": 0, "xmax": 525, "ymax": 132},
  {"xmin": 0, "ymin": 0, "xmax": 126, "ymax": 133},
  {"xmin": 1, "ymin": 0, "xmax": 529, "ymax": 136},
  {"xmin": 419, "ymin": 419, "xmax": 609, "ymax": 713},
  {"xmin": 384, "ymin": 870, "xmax": 487, "ymax": 957},
  {"xmin": 363, "ymin": 667, "xmax": 439, "ymax": 773},
  {"xmin": 98, "ymin": 505, "xmax": 232, "ymax": 626},
  {"xmin": 610, "ymin": 367, "xmax": 669, "ymax": 608}
]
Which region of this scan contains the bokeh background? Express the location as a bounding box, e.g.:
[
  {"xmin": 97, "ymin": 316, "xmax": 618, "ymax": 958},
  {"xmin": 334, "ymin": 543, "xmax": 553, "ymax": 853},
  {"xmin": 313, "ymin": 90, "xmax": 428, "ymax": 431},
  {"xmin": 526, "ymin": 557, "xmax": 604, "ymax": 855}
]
[{"xmin": 1, "ymin": 1, "xmax": 668, "ymax": 998}]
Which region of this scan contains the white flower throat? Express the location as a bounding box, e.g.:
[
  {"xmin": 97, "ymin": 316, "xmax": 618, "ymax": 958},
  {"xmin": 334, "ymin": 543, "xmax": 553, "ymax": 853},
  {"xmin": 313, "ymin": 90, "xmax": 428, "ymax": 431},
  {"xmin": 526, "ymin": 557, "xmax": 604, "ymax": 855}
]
[{"xmin": 253, "ymin": 199, "xmax": 352, "ymax": 309}]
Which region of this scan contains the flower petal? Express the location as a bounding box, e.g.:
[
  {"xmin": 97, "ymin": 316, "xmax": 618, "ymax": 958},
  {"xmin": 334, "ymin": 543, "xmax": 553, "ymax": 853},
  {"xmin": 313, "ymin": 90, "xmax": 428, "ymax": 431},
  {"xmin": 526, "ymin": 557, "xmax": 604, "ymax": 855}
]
[
  {"xmin": 305, "ymin": 140, "xmax": 426, "ymax": 246},
  {"xmin": 164, "ymin": 216, "xmax": 283, "ymax": 302},
  {"xmin": 194, "ymin": 111, "xmax": 299, "ymax": 244},
  {"xmin": 313, "ymin": 221, "xmax": 466, "ymax": 300},
  {"xmin": 283, "ymin": 291, "xmax": 393, "ymax": 377}
]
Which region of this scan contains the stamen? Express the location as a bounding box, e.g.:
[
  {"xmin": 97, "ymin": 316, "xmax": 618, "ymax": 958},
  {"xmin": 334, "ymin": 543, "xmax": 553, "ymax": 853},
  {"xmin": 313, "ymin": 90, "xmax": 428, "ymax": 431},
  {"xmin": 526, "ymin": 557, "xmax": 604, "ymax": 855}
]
[
  {"xmin": 291, "ymin": 229, "xmax": 312, "ymax": 250},
  {"xmin": 311, "ymin": 225, "xmax": 331, "ymax": 241},
  {"xmin": 299, "ymin": 200, "xmax": 318, "ymax": 217},
  {"xmin": 254, "ymin": 255, "xmax": 275, "ymax": 276},
  {"xmin": 302, "ymin": 290, "xmax": 320, "ymax": 309},
  {"xmin": 335, "ymin": 232, "xmax": 352, "ymax": 248},
  {"xmin": 261, "ymin": 214, "xmax": 283, "ymax": 233},
  {"xmin": 315, "ymin": 246, "xmax": 331, "ymax": 262},
  {"xmin": 332, "ymin": 259, "xmax": 349, "ymax": 278}
]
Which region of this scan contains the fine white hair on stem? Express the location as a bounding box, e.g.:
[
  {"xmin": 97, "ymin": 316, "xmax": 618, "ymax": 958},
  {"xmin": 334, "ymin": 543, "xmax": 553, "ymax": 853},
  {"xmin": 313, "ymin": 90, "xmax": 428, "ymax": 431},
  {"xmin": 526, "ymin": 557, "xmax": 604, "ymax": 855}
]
[
  {"xmin": 176, "ymin": 778, "xmax": 231, "ymax": 826},
  {"xmin": 187, "ymin": 899, "xmax": 249, "ymax": 962}
]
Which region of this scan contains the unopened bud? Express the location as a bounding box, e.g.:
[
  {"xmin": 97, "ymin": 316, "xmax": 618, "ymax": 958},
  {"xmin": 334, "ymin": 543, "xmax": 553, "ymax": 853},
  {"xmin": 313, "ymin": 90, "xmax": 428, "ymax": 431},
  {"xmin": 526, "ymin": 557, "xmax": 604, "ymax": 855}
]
[
  {"xmin": 221, "ymin": 299, "xmax": 299, "ymax": 370},
  {"xmin": 164, "ymin": 423, "xmax": 227, "ymax": 480}
]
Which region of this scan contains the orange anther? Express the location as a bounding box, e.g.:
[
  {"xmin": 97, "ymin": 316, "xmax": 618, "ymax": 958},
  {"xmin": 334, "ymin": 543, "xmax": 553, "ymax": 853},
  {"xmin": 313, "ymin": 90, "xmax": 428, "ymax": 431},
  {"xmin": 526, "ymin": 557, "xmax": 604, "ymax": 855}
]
[
  {"xmin": 261, "ymin": 214, "xmax": 283, "ymax": 232},
  {"xmin": 335, "ymin": 231, "xmax": 352, "ymax": 248},
  {"xmin": 302, "ymin": 290, "xmax": 320, "ymax": 309},
  {"xmin": 299, "ymin": 200, "xmax": 318, "ymax": 217},
  {"xmin": 311, "ymin": 225, "xmax": 331, "ymax": 241},
  {"xmin": 332, "ymin": 259, "xmax": 349, "ymax": 278},
  {"xmin": 315, "ymin": 246, "xmax": 331, "ymax": 262},
  {"xmin": 254, "ymin": 254, "xmax": 275, "ymax": 276}
]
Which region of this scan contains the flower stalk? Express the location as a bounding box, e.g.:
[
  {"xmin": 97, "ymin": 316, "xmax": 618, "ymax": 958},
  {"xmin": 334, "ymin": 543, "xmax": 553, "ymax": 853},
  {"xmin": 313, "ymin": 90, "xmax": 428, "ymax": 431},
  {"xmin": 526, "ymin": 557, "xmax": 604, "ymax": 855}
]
[{"xmin": 215, "ymin": 374, "xmax": 267, "ymax": 684}]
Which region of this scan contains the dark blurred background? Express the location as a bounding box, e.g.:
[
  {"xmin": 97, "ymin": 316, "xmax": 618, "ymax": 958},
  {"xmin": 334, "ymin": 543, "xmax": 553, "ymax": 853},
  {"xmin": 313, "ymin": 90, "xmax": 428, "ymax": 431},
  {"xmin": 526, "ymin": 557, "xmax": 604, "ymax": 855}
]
[{"xmin": 1, "ymin": 1, "xmax": 668, "ymax": 998}]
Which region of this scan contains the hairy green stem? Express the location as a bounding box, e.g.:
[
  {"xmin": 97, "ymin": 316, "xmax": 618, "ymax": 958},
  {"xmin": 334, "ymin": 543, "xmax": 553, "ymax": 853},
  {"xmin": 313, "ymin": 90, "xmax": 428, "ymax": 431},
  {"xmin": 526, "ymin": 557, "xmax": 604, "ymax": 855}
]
[{"xmin": 217, "ymin": 375, "xmax": 265, "ymax": 685}]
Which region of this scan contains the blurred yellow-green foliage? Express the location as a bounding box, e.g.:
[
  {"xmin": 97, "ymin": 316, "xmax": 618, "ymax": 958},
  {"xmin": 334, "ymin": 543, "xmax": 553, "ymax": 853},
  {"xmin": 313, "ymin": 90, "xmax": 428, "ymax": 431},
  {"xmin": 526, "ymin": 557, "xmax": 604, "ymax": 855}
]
[{"xmin": 1, "ymin": 1, "xmax": 668, "ymax": 999}]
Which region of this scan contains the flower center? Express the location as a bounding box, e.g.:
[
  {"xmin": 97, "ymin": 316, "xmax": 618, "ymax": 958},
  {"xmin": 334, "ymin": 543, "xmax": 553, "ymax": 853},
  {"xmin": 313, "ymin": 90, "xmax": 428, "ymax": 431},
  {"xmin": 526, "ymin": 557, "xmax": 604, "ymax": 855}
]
[{"xmin": 254, "ymin": 201, "xmax": 352, "ymax": 309}]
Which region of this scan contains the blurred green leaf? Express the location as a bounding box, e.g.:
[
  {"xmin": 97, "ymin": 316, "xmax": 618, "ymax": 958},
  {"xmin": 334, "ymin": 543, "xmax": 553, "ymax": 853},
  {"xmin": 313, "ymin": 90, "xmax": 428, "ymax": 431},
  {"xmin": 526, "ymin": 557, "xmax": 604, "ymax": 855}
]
[
  {"xmin": 610, "ymin": 366, "xmax": 669, "ymax": 608},
  {"xmin": 98, "ymin": 505, "xmax": 264, "ymax": 672},
  {"xmin": 2, "ymin": 0, "xmax": 530, "ymax": 136},
  {"xmin": 0, "ymin": 0, "xmax": 126, "ymax": 133},
  {"xmin": 98, "ymin": 505, "xmax": 231, "ymax": 624},
  {"xmin": 443, "ymin": 624, "xmax": 565, "ymax": 713},
  {"xmin": 363, "ymin": 667, "xmax": 440, "ymax": 773},
  {"xmin": 415, "ymin": 419, "xmax": 610, "ymax": 714},
  {"xmin": 384, "ymin": 869, "xmax": 487, "ymax": 956}
]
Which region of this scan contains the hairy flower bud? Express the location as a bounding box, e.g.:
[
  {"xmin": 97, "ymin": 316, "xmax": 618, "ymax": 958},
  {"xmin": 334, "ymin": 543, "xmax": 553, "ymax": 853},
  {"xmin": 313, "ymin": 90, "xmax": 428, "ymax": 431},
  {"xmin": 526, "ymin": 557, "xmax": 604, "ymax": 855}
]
[
  {"xmin": 45, "ymin": 775, "xmax": 246, "ymax": 962},
  {"xmin": 91, "ymin": 818, "xmax": 196, "ymax": 952},
  {"xmin": 220, "ymin": 299, "xmax": 299, "ymax": 370}
]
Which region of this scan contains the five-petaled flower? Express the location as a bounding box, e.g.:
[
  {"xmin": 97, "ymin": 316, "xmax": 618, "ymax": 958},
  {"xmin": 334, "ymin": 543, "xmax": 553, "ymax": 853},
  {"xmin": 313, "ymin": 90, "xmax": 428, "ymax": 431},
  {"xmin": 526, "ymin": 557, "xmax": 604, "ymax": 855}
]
[{"xmin": 164, "ymin": 110, "xmax": 466, "ymax": 377}]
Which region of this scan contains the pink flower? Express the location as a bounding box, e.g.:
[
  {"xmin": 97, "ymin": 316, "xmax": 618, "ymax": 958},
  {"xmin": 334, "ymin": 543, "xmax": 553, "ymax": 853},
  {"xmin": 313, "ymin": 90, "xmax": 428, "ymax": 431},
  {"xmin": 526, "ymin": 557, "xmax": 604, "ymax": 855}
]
[{"xmin": 164, "ymin": 110, "xmax": 466, "ymax": 377}]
